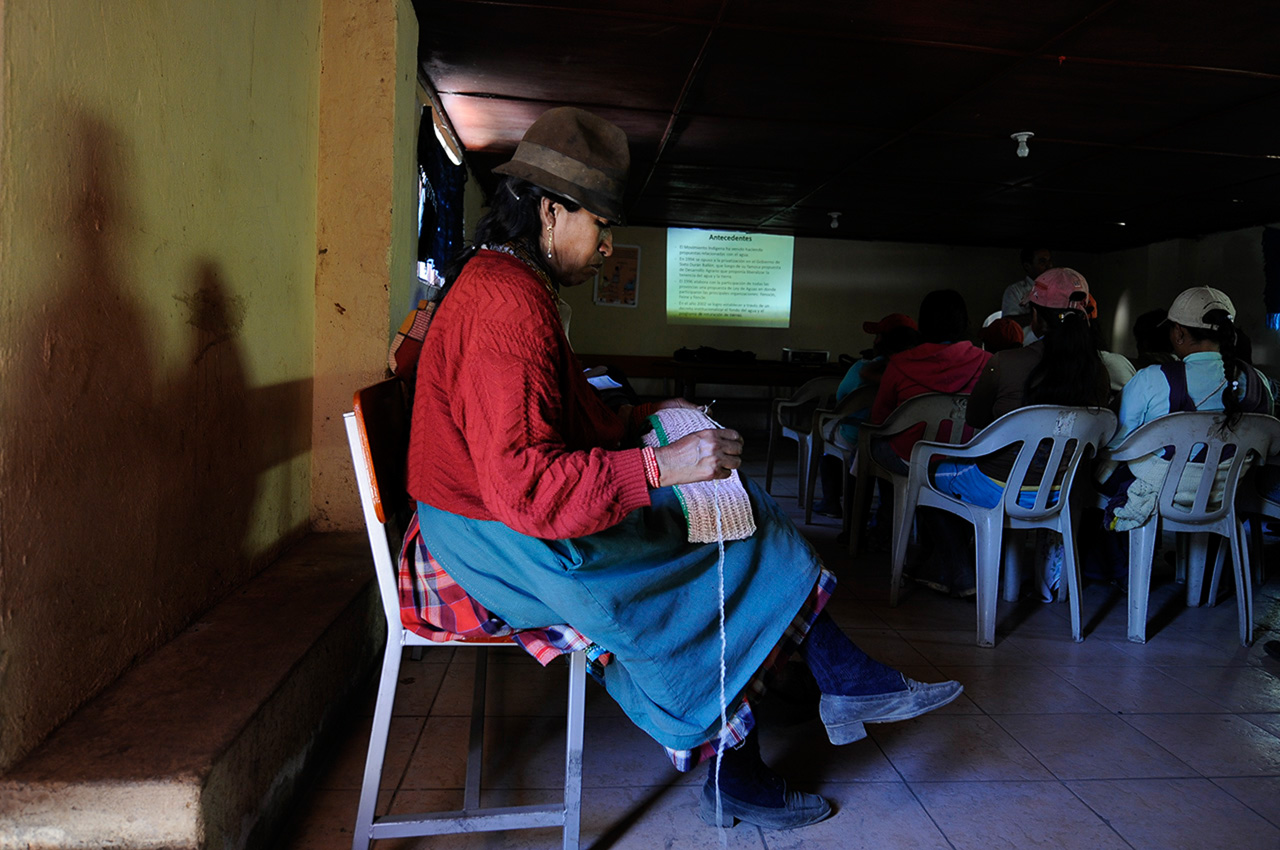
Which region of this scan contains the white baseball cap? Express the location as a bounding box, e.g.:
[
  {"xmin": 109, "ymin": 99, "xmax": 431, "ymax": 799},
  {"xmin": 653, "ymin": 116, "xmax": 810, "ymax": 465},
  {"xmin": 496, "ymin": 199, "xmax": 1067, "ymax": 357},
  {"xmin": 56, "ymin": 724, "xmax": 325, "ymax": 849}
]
[{"xmin": 1164, "ymin": 286, "xmax": 1236, "ymax": 330}]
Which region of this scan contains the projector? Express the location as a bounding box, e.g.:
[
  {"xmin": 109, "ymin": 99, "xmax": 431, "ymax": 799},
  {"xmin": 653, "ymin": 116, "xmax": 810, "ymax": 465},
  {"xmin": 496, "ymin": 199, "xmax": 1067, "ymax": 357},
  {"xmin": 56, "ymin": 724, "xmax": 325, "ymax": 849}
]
[{"xmin": 781, "ymin": 348, "xmax": 829, "ymax": 366}]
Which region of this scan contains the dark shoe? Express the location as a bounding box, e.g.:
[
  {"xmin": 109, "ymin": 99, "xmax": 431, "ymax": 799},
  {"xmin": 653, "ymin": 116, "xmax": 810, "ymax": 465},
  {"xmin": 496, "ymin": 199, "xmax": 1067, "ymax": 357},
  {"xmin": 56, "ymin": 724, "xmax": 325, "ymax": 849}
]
[
  {"xmin": 819, "ymin": 677, "xmax": 964, "ymax": 745},
  {"xmin": 751, "ymin": 659, "xmax": 821, "ymax": 727},
  {"xmin": 698, "ymin": 777, "xmax": 832, "ymax": 830},
  {"xmin": 1264, "ymin": 640, "xmax": 1280, "ymax": 662}
]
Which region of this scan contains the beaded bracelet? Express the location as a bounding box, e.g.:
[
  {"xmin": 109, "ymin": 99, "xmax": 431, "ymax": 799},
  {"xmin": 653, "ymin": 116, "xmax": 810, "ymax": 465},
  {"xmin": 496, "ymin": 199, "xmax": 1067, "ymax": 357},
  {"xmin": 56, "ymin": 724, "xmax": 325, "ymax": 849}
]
[{"xmin": 640, "ymin": 446, "xmax": 661, "ymax": 488}]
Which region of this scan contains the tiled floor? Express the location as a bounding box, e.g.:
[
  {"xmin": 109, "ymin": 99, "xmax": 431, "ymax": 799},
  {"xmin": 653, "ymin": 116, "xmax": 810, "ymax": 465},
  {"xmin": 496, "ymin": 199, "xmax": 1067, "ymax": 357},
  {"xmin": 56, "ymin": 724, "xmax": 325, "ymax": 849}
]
[{"xmin": 282, "ymin": 456, "xmax": 1280, "ymax": 849}]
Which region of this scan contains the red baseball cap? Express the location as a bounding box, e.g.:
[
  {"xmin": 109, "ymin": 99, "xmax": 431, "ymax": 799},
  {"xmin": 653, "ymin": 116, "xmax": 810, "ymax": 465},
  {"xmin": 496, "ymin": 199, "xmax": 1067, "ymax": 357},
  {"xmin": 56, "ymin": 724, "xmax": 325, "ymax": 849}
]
[
  {"xmin": 981, "ymin": 317, "xmax": 1024, "ymax": 350},
  {"xmin": 863, "ymin": 313, "xmax": 918, "ymax": 335}
]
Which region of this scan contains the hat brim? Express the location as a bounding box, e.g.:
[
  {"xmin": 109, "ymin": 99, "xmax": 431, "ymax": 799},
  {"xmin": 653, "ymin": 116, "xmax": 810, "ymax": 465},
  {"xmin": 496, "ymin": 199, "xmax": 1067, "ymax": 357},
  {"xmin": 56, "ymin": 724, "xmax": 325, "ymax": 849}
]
[{"xmin": 493, "ymin": 160, "xmax": 626, "ymax": 225}]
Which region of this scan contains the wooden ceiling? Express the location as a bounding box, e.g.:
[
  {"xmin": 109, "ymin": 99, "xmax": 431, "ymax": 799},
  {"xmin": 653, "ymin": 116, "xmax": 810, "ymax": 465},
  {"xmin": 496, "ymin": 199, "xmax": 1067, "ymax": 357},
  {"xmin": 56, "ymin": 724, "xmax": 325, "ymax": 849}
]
[{"xmin": 414, "ymin": 0, "xmax": 1280, "ymax": 252}]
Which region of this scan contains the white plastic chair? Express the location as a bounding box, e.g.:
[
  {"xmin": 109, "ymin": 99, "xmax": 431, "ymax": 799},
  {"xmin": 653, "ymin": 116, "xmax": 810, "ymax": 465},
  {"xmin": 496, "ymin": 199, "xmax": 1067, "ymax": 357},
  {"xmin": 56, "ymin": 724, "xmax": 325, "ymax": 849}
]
[
  {"xmin": 344, "ymin": 380, "xmax": 586, "ymax": 850},
  {"xmin": 803, "ymin": 384, "xmax": 879, "ymax": 529},
  {"xmin": 851, "ymin": 392, "xmax": 969, "ymax": 560},
  {"xmin": 1097, "ymin": 411, "xmax": 1280, "ymax": 645},
  {"xmin": 764, "ymin": 375, "xmax": 840, "ymax": 505},
  {"xmin": 895, "ymin": 405, "xmax": 1118, "ymax": 647}
]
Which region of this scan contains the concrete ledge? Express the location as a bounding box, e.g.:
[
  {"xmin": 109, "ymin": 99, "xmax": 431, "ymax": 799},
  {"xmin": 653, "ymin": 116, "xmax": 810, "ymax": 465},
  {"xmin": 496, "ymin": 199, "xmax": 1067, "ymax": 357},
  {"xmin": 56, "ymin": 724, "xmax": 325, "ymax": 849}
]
[{"xmin": 0, "ymin": 533, "xmax": 380, "ymax": 850}]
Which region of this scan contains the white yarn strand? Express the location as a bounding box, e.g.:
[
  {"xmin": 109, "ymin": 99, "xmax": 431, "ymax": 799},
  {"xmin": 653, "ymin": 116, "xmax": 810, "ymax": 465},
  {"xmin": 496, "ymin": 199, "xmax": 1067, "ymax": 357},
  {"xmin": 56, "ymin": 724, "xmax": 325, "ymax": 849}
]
[
  {"xmin": 640, "ymin": 408, "xmax": 736, "ymax": 841},
  {"xmin": 712, "ymin": 476, "xmax": 729, "ymax": 847}
]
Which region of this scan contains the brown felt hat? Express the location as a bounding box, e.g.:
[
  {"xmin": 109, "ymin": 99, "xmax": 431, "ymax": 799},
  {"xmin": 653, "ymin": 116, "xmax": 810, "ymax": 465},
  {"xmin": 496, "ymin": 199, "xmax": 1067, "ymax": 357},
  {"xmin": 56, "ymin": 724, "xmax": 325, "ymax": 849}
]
[{"xmin": 493, "ymin": 107, "xmax": 630, "ymax": 224}]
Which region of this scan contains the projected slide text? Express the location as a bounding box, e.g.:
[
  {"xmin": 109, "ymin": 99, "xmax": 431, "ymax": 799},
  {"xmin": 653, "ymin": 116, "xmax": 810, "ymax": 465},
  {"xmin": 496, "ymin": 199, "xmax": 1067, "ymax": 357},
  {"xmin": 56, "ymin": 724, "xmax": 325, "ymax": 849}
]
[{"xmin": 666, "ymin": 228, "xmax": 794, "ymax": 328}]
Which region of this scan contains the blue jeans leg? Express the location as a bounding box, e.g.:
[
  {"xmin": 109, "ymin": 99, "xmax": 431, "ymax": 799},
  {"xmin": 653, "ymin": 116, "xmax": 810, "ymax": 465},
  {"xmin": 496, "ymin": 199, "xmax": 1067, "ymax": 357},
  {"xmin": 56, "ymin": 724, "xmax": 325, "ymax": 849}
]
[{"xmin": 800, "ymin": 611, "xmax": 906, "ymax": 696}]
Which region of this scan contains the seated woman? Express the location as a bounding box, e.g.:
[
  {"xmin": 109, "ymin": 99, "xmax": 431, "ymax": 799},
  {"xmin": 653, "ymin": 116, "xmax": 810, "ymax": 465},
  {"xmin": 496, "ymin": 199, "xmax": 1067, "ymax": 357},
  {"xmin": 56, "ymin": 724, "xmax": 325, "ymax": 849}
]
[
  {"xmin": 1129, "ymin": 308, "xmax": 1178, "ymax": 371},
  {"xmin": 813, "ymin": 314, "xmax": 920, "ymax": 519},
  {"xmin": 922, "ymin": 269, "xmax": 1110, "ymax": 598},
  {"xmin": 866, "ymin": 290, "xmax": 989, "ymax": 594},
  {"xmin": 405, "ymin": 107, "xmax": 961, "ymax": 831},
  {"xmin": 868, "ymin": 289, "xmax": 990, "ymax": 476},
  {"xmin": 1090, "ymin": 286, "xmax": 1274, "ymax": 578}
]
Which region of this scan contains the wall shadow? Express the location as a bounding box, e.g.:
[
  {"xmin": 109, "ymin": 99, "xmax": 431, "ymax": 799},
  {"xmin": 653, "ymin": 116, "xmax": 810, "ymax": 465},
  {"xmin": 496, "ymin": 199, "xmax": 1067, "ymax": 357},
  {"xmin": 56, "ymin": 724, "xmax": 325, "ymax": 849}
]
[{"xmin": 0, "ymin": 109, "xmax": 310, "ymax": 770}]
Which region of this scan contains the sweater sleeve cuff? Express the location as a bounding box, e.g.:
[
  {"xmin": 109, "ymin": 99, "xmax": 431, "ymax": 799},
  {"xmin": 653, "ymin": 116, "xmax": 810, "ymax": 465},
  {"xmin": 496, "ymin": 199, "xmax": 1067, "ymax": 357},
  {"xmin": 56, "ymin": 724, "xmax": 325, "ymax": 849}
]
[{"xmin": 611, "ymin": 448, "xmax": 653, "ymax": 513}]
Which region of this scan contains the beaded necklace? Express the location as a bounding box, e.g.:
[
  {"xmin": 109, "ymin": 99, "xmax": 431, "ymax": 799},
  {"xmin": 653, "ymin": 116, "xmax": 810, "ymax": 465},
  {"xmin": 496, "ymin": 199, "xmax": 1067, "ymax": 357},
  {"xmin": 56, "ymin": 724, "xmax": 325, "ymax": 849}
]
[{"xmin": 483, "ymin": 241, "xmax": 559, "ymax": 303}]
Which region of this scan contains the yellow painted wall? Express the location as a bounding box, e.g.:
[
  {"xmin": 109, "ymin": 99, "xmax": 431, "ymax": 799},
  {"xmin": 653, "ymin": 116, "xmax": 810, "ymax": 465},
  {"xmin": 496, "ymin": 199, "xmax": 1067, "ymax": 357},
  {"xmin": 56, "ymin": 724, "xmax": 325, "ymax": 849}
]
[{"xmin": 0, "ymin": 1, "xmax": 320, "ymax": 769}]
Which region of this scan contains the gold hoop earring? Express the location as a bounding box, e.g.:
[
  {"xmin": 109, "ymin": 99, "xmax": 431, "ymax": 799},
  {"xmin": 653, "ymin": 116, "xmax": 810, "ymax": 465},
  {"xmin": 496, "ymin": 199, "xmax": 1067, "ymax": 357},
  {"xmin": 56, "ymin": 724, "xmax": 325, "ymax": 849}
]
[{"xmin": 546, "ymin": 225, "xmax": 554, "ymax": 259}]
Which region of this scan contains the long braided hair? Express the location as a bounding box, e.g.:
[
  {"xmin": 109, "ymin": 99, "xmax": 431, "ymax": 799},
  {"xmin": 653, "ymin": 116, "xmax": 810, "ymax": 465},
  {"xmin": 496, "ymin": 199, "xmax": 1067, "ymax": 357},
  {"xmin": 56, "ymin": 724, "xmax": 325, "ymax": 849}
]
[{"xmin": 1184, "ymin": 309, "xmax": 1246, "ymax": 428}]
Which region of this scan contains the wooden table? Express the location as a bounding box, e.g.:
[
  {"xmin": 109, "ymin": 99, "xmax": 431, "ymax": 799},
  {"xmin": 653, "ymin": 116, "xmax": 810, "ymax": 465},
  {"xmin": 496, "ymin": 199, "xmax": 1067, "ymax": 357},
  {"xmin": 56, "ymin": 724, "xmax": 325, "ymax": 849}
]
[{"xmin": 578, "ymin": 353, "xmax": 846, "ymax": 399}]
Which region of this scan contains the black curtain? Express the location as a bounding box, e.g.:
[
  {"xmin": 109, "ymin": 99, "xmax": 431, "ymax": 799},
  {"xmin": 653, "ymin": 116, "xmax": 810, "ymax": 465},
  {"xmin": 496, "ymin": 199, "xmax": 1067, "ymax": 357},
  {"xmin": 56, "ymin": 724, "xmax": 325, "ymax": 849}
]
[{"xmin": 418, "ymin": 108, "xmax": 466, "ymax": 276}]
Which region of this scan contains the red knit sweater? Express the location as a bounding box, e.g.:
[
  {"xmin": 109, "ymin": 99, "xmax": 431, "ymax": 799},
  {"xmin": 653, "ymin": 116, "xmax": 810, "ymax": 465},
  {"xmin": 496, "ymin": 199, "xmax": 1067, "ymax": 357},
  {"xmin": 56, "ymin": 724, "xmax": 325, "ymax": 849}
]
[{"xmin": 407, "ymin": 250, "xmax": 651, "ymax": 539}]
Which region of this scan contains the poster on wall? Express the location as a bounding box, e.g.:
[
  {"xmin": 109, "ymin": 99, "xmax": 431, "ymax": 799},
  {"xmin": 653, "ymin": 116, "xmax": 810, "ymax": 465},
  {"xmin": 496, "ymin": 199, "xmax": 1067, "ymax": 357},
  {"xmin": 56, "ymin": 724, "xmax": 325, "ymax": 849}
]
[{"xmin": 593, "ymin": 244, "xmax": 640, "ymax": 308}]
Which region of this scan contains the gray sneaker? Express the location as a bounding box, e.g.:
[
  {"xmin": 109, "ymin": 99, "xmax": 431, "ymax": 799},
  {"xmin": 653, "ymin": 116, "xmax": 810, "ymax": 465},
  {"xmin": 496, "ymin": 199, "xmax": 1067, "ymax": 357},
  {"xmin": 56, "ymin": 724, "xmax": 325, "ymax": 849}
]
[{"xmin": 819, "ymin": 678, "xmax": 964, "ymax": 745}]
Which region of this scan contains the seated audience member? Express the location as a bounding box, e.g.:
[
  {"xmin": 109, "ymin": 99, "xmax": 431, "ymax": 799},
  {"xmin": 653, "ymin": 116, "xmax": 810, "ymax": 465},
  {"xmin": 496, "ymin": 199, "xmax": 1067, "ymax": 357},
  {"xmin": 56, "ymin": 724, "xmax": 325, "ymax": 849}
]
[
  {"xmin": 1235, "ymin": 327, "xmax": 1280, "ymax": 504},
  {"xmin": 1001, "ymin": 247, "xmax": 1053, "ymax": 343},
  {"xmin": 914, "ymin": 269, "xmax": 1110, "ymax": 599},
  {"xmin": 980, "ymin": 317, "xmax": 1024, "ymax": 353},
  {"xmin": 813, "ymin": 314, "xmax": 920, "ymax": 518},
  {"xmin": 869, "ymin": 289, "xmax": 991, "ymax": 476},
  {"xmin": 1130, "ymin": 308, "xmax": 1177, "ymax": 370},
  {"xmin": 1088, "ymin": 286, "xmax": 1274, "ymax": 579}
]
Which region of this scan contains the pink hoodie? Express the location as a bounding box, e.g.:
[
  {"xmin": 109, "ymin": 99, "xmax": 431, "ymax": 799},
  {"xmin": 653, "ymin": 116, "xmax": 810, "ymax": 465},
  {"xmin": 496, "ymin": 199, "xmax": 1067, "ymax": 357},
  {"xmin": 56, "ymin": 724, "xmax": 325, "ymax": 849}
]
[{"xmin": 871, "ymin": 341, "xmax": 991, "ymax": 460}]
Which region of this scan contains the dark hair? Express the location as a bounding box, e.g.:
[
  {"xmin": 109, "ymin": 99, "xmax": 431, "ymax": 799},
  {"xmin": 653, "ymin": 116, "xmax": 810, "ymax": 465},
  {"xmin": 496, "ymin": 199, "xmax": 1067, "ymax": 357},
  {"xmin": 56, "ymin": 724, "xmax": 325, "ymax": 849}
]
[
  {"xmin": 1236, "ymin": 327, "xmax": 1254, "ymax": 365},
  {"xmin": 917, "ymin": 289, "xmax": 970, "ymax": 344},
  {"xmin": 441, "ymin": 176, "xmax": 581, "ymax": 293},
  {"xmin": 1023, "ymin": 304, "xmax": 1106, "ymax": 406},
  {"xmin": 1133, "ymin": 309, "xmax": 1173, "ymax": 355},
  {"xmin": 1184, "ymin": 310, "xmax": 1245, "ymax": 428},
  {"xmin": 876, "ymin": 326, "xmax": 921, "ymax": 357},
  {"xmin": 1020, "ymin": 247, "xmax": 1048, "ymax": 267}
]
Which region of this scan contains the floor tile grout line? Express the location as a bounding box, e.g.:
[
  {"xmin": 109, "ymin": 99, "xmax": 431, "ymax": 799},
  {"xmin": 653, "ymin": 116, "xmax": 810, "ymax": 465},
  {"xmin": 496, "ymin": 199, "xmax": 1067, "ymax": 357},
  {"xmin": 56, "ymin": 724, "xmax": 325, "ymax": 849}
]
[
  {"xmin": 1239, "ymin": 714, "xmax": 1280, "ymax": 742},
  {"xmin": 1109, "ymin": 711, "xmax": 1277, "ymax": 780},
  {"xmin": 986, "ymin": 712, "xmax": 1201, "ymax": 782},
  {"xmin": 903, "ymin": 777, "xmax": 1184, "ymax": 785},
  {"xmin": 873, "ymin": 731, "xmax": 962, "ymax": 850},
  {"xmin": 1206, "ymin": 776, "xmax": 1280, "ymax": 832},
  {"xmin": 1056, "ymin": 778, "xmax": 1143, "ymax": 850}
]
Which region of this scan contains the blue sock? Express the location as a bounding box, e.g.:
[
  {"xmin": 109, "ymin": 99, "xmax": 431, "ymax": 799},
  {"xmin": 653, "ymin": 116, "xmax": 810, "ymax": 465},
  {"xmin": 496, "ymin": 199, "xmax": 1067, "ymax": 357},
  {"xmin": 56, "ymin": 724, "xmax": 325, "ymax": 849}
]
[{"xmin": 800, "ymin": 612, "xmax": 907, "ymax": 696}]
